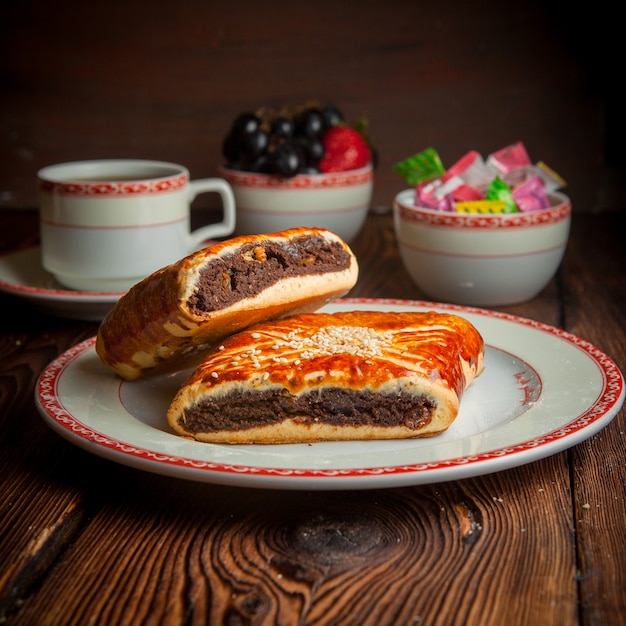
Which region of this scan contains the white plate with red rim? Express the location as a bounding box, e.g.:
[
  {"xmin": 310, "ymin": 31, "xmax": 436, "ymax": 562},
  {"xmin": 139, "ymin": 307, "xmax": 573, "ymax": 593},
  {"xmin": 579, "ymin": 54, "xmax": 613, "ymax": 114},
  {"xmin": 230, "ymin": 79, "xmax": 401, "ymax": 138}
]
[
  {"xmin": 0, "ymin": 247, "xmax": 122, "ymax": 321},
  {"xmin": 35, "ymin": 298, "xmax": 624, "ymax": 490}
]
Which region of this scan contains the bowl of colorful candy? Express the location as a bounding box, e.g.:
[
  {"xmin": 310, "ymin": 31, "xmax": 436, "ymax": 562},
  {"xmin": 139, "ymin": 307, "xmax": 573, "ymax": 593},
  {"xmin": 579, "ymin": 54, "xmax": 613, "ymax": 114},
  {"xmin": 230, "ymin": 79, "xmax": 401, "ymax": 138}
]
[
  {"xmin": 218, "ymin": 103, "xmax": 375, "ymax": 243},
  {"xmin": 393, "ymin": 143, "xmax": 571, "ymax": 306}
]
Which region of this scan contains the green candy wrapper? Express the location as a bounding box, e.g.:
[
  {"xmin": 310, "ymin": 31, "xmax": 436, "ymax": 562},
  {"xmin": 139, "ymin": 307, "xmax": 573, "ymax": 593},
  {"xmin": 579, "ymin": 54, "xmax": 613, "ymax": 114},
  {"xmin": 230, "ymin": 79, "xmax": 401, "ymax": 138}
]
[
  {"xmin": 485, "ymin": 176, "xmax": 519, "ymax": 213},
  {"xmin": 394, "ymin": 147, "xmax": 445, "ymax": 185}
]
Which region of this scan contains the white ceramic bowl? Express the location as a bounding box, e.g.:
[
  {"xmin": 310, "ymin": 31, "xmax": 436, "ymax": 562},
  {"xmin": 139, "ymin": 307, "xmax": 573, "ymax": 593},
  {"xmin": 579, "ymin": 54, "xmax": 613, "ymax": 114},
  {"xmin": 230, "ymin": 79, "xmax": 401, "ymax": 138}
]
[
  {"xmin": 393, "ymin": 189, "xmax": 571, "ymax": 306},
  {"xmin": 218, "ymin": 165, "xmax": 373, "ymax": 242}
]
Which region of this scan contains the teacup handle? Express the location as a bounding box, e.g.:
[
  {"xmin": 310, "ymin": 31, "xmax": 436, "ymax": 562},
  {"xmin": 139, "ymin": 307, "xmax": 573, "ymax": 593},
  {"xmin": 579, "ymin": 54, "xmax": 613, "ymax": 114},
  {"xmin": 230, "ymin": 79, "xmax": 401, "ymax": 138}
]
[{"xmin": 187, "ymin": 178, "xmax": 236, "ymax": 247}]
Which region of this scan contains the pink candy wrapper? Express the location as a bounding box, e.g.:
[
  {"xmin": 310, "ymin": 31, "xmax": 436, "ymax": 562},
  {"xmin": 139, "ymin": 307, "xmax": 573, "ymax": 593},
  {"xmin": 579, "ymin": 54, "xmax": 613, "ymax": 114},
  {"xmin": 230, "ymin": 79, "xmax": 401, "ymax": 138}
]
[
  {"xmin": 444, "ymin": 150, "xmax": 493, "ymax": 190},
  {"xmin": 512, "ymin": 175, "xmax": 550, "ymax": 212},
  {"xmin": 486, "ymin": 141, "xmax": 531, "ymax": 175},
  {"xmin": 416, "ymin": 178, "xmax": 456, "ymax": 211},
  {"xmin": 452, "ymin": 184, "xmax": 483, "ymax": 202}
]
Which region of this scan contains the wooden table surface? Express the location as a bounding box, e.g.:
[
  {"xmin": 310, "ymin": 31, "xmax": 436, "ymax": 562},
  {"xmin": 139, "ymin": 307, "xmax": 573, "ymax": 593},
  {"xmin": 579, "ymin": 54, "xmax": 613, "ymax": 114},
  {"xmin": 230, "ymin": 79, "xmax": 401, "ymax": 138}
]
[{"xmin": 0, "ymin": 208, "xmax": 624, "ymax": 626}]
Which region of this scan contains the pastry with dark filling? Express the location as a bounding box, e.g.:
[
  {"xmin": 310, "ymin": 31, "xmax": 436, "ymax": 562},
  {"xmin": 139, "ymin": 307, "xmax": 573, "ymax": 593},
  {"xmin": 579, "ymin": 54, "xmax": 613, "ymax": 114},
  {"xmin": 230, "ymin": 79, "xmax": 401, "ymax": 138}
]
[
  {"xmin": 167, "ymin": 310, "xmax": 484, "ymax": 443},
  {"xmin": 96, "ymin": 227, "xmax": 358, "ymax": 380}
]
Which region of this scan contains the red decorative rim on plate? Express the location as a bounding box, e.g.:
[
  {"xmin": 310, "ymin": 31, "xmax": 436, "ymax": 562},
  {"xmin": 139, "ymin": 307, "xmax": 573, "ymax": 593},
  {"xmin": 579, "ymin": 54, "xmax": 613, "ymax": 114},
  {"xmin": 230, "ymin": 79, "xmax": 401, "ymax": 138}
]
[{"xmin": 35, "ymin": 298, "xmax": 624, "ymax": 489}]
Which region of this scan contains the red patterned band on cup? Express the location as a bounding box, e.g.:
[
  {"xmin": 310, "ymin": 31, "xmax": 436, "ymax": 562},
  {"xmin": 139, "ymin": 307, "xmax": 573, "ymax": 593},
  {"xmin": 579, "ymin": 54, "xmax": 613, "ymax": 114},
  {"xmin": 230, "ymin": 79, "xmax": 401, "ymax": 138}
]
[{"xmin": 39, "ymin": 173, "xmax": 188, "ymax": 196}]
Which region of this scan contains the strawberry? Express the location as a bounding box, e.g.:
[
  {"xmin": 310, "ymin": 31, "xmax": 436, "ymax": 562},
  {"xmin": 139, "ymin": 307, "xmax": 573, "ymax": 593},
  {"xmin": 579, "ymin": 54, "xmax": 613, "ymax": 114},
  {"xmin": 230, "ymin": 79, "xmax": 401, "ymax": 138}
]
[{"xmin": 319, "ymin": 126, "xmax": 371, "ymax": 173}]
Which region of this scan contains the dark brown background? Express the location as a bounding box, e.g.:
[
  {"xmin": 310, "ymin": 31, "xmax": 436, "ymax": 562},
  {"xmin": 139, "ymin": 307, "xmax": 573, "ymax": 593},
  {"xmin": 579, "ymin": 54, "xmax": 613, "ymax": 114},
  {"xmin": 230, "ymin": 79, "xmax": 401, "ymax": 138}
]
[{"xmin": 0, "ymin": 1, "xmax": 620, "ymax": 214}]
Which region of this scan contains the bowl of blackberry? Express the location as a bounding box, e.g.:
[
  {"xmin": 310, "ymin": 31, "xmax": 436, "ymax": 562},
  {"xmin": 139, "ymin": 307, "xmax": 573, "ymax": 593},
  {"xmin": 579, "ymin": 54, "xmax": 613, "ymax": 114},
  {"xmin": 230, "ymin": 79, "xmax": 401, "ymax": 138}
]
[{"xmin": 218, "ymin": 102, "xmax": 375, "ymax": 242}]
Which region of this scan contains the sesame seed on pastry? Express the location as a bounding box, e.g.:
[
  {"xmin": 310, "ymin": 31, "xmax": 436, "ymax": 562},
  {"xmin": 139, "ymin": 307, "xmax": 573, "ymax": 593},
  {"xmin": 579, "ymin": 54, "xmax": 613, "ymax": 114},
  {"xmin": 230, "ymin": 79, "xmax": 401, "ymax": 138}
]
[{"xmin": 167, "ymin": 310, "xmax": 485, "ymax": 444}]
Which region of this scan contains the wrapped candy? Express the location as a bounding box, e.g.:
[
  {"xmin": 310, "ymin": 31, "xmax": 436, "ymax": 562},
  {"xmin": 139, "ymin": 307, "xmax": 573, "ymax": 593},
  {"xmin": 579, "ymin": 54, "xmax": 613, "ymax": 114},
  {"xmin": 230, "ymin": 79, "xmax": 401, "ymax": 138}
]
[
  {"xmin": 415, "ymin": 177, "xmax": 456, "ymax": 211},
  {"xmin": 393, "ymin": 147, "xmax": 445, "ymax": 186},
  {"xmin": 512, "ymin": 175, "xmax": 550, "ymax": 212},
  {"xmin": 451, "ymin": 183, "xmax": 483, "ymax": 202},
  {"xmin": 445, "ymin": 150, "xmax": 493, "ymax": 190},
  {"xmin": 456, "ymin": 200, "xmax": 508, "ymax": 214},
  {"xmin": 486, "ymin": 141, "xmax": 531, "ymax": 176},
  {"xmin": 535, "ymin": 161, "xmax": 567, "ymax": 193},
  {"xmin": 485, "ymin": 177, "xmax": 519, "ymax": 213},
  {"xmin": 394, "ymin": 142, "xmax": 566, "ymax": 213}
]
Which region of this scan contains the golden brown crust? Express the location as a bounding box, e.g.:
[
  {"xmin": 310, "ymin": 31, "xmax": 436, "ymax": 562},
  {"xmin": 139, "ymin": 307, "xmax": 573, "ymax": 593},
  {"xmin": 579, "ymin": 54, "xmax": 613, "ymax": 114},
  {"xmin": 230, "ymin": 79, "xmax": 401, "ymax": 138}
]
[
  {"xmin": 167, "ymin": 310, "xmax": 484, "ymax": 444},
  {"xmin": 95, "ymin": 227, "xmax": 358, "ymax": 380}
]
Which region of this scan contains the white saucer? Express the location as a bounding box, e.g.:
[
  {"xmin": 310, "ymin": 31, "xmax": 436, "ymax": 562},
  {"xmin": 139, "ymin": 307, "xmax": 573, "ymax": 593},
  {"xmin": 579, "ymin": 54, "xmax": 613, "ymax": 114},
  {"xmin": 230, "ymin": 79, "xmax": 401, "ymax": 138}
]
[{"xmin": 0, "ymin": 247, "xmax": 123, "ymax": 321}]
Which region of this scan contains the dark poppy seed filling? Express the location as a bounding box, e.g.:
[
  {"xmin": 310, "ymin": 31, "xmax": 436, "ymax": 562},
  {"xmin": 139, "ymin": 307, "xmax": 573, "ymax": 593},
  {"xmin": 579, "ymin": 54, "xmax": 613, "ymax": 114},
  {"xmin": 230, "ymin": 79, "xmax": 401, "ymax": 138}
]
[
  {"xmin": 187, "ymin": 235, "xmax": 350, "ymax": 314},
  {"xmin": 178, "ymin": 389, "xmax": 436, "ymax": 433}
]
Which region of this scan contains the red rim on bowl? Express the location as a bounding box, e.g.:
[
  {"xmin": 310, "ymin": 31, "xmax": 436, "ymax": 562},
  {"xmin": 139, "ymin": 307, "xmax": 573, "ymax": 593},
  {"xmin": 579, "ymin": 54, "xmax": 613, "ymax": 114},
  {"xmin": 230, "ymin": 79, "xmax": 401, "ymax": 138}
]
[
  {"xmin": 218, "ymin": 164, "xmax": 373, "ymax": 190},
  {"xmin": 393, "ymin": 189, "xmax": 571, "ymax": 229}
]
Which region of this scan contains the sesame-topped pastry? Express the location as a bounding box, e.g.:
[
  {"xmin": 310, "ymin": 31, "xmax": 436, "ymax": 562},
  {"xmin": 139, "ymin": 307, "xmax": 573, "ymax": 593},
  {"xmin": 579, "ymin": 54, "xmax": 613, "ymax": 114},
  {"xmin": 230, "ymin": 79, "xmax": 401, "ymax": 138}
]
[
  {"xmin": 96, "ymin": 227, "xmax": 358, "ymax": 381},
  {"xmin": 167, "ymin": 310, "xmax": 484, "ymax": 444}
]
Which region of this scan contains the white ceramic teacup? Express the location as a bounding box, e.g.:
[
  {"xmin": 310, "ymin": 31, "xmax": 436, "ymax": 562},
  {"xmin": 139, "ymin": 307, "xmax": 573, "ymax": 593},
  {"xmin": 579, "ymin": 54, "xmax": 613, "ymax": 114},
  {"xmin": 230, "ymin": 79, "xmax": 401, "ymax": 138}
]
[{"xmin": 38, "ymin": 159, "xmax": 236, "ymax": 292}]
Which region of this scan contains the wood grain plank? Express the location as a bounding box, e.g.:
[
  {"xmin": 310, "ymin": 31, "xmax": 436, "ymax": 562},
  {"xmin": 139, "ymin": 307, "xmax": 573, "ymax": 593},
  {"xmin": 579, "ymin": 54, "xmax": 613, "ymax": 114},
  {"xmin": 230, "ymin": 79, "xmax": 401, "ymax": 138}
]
[
  {"xmin": 6, "ymin": 453, "xmax": 578, "ymax": 626},
  {"xmin": 560, "ymin": 214, "xmax": 626, "ymax": 626},
  {"xmin": 0, "ymin": 263, "xmax": 101, "ymax": 621}
]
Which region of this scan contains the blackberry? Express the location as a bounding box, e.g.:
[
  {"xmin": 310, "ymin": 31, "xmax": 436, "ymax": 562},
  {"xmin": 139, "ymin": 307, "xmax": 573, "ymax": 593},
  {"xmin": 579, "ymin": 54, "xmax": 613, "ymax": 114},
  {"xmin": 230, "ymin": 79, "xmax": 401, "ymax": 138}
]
[
  {"xmin": 321, "ymin": 105, "xmax": 344, "ymax": 129},
  {"xmin": 269, "ymin": 142, "xmax": 301, "ymax": 178},
  {"xmin": 271, "ymin": 116, "xmax": 294, "ymax": 140},
  {"xmin": 293, "ymin": 107, "xmax": 325, "ymax": 140},
  {"xmin": 222, "ymin": 102, "xmax": 362, "ymax": 177}
]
